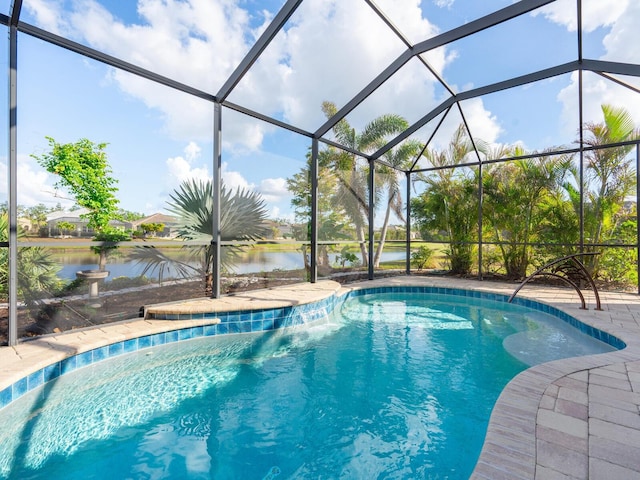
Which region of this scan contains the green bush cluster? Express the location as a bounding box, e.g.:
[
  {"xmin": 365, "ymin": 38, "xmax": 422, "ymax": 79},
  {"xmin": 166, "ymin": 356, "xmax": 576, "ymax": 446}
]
[{"xmin": 411, "ymin": 105, "xmax": 639, "ymax": 286}]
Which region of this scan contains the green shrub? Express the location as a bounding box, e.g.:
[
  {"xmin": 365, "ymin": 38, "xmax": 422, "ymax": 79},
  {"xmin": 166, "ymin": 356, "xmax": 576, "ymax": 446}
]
[
  {"xmin": 335, "ymin": 246, "xmax": 358, "ymax": 268},
  {"xmin": 411, "ymin": 246, "xmax": 434, "ymax": 270}
]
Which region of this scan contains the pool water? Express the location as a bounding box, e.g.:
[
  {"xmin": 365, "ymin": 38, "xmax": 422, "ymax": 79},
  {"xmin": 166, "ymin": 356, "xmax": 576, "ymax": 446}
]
[{"xmin": 0, "ymin": 292, "xmax": 616, "ymax": 479}]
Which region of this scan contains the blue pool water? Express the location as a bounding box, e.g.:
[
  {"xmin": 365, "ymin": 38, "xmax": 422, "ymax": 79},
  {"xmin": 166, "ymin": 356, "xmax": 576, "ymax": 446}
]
[{"xmin": 0, "ymin": 292, "xmax": 617, "ymax": 479}]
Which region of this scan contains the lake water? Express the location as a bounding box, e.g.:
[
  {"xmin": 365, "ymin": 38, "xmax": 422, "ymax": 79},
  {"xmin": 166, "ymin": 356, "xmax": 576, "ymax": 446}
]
[{"xmin": 54, "ymin": 250, "xmax": 408, "ymax": 282}]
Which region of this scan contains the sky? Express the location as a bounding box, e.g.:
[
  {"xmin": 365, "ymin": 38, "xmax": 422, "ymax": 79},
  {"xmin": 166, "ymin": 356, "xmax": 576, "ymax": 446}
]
[{"xmin": 1, "ymin": 0, "xmax": 639, "ymax": 222}]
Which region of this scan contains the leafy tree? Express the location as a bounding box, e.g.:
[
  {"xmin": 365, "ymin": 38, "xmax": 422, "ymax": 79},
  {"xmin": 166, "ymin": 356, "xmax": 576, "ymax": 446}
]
[
  {"xmin": 373, "ymin": 139, "xmax": 421, "ymax": 267},
  {"xmin": 410, "ymin": 245, "xmax": 434, "ymax": 270},
  {"xmin": 535, "ymin": 187, "xmax": 580, "ymax": 261},
  {"xmin": 117, "ymin": 209, "xmax": 146, "ymax": 222},
  {"xmin": 598, "ymin": 219, "xmax": 638, "ymax": 285},
  {"xmin": 140, "ymin": 223, "xmax": 165, "ymax": 237},
  {"xmin": 287, "ymin": 103, "xmax": 417, "ymax": 271},
  {"xmin": 286, "ymin": 149, "xmax": 351, "ymax": 270},
  {"xmin": 56, "ymin": 221, "xmax": 76, "ymax": 236},
  {"xmin": 412, "ymin": 175, "xmax": 477, "ymax": 274},
  {"xmin": 22, "ymin": 203, "xmax": 51, "ymax": 233},
  {"xmin": 130, "ymin": 179, "xmax": 269, "ymax": 295},
  {"xmin": 34, "ymin": 137, "xmax": 120, "ymax": 232},
  {"xmin": 335, "ymin": 246, "xmax": 358, "ymax": 268},
  {"xmin": 270, "ymin": 225, "xmax": 281, "ymax": 239},
  {"xmin": 33, "ymin": 137, "xmax": 128, "ymax": 270}
]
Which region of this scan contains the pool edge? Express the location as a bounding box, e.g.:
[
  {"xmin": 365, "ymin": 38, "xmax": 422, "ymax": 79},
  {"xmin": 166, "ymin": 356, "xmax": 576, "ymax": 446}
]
[{"xmin": 1, "ymin": 276, "xmax": 640, "ymax": 479}]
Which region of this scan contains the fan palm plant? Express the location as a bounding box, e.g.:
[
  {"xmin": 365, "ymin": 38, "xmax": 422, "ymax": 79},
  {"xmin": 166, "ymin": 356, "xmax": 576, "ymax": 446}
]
[
  {"xmin": 0, "ymin": 214, "xmax": 61, "ymax": 308},
  {"xmin": 130, "ymin": 178, "xmax": 269, "ymax": 295}
]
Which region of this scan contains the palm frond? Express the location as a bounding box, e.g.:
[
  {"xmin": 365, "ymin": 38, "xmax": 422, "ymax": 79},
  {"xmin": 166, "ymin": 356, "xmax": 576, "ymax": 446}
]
[{"xmin": 132, "ymin": 178, "xmax": 270, "ymax": 289}]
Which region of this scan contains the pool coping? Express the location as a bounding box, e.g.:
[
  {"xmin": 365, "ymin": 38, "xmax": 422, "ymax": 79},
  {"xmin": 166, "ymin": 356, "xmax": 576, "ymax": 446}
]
[{"xmin": 1, "ymin": 276, "xmax": 639, "ymax": 478}]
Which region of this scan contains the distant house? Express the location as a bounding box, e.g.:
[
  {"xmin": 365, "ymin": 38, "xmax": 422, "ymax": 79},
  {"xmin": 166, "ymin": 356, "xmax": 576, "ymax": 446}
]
[
  {"xmin": 17, "ymin": 217, "xmax": 32, "ymax": 233},
  {"xmin": 130, "ymin": 213, "xmax": 180, "ymax": 238},
  {"xmin": 262, "ymin": 220, "xmax": 294, "ymax": 239},
  {"xmin": 45, "ymin": 208, "xmax": 128, "ymax": 237}
]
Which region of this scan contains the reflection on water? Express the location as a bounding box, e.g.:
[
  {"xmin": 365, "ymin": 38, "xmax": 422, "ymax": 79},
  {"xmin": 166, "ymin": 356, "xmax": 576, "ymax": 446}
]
[{"xmin": 53, "ymin": 250, "xmax": 407, "ymax": 282}]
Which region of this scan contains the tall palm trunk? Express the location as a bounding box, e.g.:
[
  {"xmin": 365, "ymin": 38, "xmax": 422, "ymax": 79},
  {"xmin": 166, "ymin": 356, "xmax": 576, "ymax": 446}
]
[
  {"xmin": 347, "ymin": 167, "xmax": 369, "ymax": 266},
  {"xmin": 373, "ymin": 192, "xmax": 394, "ymax": 267}
]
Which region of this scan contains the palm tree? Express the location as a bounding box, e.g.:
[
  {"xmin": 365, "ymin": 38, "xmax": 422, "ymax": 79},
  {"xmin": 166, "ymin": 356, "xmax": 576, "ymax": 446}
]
[
  {"xmin": 320, "ymin": 101, "xmax": 411, "ymax": 266},
  {"xmin": 373, "ymin": 139, "xmax": 421, "ymax": 267},
  {"xmin": 577, "ymin": 104, "xmax": 639, "ymax": 273},
  {"xmin": 413, "ymin": 124, "xmax": 480, "ymax": 274},
  {"xmin": 483, "ymin": 149, "xmax": 573, "ymax": 279},
  {"xmin": 130, "ymin": 178, "xmax": 269, "ymax": 295}
]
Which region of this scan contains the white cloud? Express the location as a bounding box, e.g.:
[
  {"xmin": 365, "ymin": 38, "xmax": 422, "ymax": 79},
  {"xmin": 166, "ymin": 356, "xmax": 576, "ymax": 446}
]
[
  {"xmin": 428, "ymin": 98, "xmax": 502, "ymax": 150},
  {"xmin": 21, "ymin": 0, "xmax": 557, "ymax": 160},
  {"xmin": 0, "ymin": 155, "xmax": 74, "ymax": 208},
  {"xmin": 165, "ymin": 142, "xmax": 209, "ymax": 189},
  {"xmin": 462, "ymin": 99, "xmax": 502, "ymax": 144},
  {"xmin": 163, "ymin": 146, "xmax": 270, "ymax": 209},
  {"xmin": 375, "ymin": 0, "xmax": 441, "ymax": 46},
  {"xmin": 601, "ymin": 1, "xmax": 640, "ymax": 64},
  {"xmin": 166, "ymin": 155, "xmax": 209, "ymax": 185},
  {"xmin": 24, "ymin": 0, "xmax": 264, "ymax": 146},
  {"xmin": 258, "ymin": 177, "xmax": 289, "ymax": 203},
  {"xmin": 162, "ymin": 142, "xmax": 292, "ymax": 209},
  {"xmin": 184, "ymin": 141, "xmax": 201, "ymax": 162},
  {"xmin": 24, "ymin": 0, "xmax": 67, "ymax": 34},
  {"xmin": 434, "ymin": 0, "xmax": 455, "ymax": 9},
  {"xmin": 23, "ymin": 0, "xmax": 456, "ymax": 146},
  {"xmin": 233, "ymin": 0, "xmax": 447, "ymax": 132},
  {"xmin": 555, "ymin": 1, "xmax": 640, "ymax": 135},
  {"xmin": 221, "ymin": 162, "xmax": 253, "ymax": 192},
  {"xmin": 533, "ymin": 0, "xmax": 629, "ymax": 33},
  {"xmin": 229, "ymin": 0, "xmax": 394, "ymax": 130}
]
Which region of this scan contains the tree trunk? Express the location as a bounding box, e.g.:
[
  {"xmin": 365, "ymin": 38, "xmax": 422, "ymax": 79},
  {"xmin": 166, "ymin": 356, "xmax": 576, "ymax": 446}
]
[
  {"xmin": 374, "ymin": 199, "xmax": 393, "ymax": 267},
  {"xmin": 98, "ymin": 251, "xmax": 107, "ymax": 271}
]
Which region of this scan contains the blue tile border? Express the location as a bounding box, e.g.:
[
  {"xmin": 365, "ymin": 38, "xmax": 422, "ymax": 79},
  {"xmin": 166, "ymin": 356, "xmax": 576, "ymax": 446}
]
[
  {"xmin": 0, "ymin": 285, "xmax": 624, "ymax": 411},
  {"xmin": 344, "ymin": 286, "xmax": 627, "ymax": 350}
]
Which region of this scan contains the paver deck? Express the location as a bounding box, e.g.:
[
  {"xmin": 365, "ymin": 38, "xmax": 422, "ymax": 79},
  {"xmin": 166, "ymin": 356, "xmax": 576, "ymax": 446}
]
[{"xmin": 1, "ymin": 275, "xmax": 639, "ymax": 479}]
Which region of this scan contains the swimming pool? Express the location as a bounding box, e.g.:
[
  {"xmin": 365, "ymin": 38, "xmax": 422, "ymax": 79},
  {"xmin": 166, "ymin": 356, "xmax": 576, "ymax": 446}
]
[{"xmin": 0, "ymin": 288, "xmax": 621, "ymax": 479}]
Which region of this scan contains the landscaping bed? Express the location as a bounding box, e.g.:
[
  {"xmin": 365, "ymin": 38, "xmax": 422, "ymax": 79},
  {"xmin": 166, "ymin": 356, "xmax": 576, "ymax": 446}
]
[{"xmin": 0, "ymin": 269, "xmax": 398, "ymax": 345}]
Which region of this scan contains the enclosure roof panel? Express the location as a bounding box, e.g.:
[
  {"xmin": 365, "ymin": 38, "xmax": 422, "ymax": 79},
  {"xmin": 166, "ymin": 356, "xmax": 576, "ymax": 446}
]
[{"xmin": 4, "ymin": 0, "xmax": 640, "ymax": 167}]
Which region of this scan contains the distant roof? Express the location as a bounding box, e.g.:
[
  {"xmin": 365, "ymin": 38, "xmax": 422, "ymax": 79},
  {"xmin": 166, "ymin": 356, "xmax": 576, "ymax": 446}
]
[
  {"xmin": 130, "ymin": 213, "xmax": 179, "ymax": 227},
  {"xmin": 46, "ymin": 208, "xmax": 90, "ymax": 222}
]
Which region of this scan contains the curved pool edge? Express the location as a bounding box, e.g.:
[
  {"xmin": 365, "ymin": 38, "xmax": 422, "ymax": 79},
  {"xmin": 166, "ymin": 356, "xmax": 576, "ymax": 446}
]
[
  {"xmin": 343, "ymin": 277, "xmax": 640, "ymax": 479},
  {"xmin": 1, "ymin": 276, "xmax": 640, "ymax": 479},
  {"xmin": 0, "ymin": 280, "xmax": 344, "ymax": 405}
]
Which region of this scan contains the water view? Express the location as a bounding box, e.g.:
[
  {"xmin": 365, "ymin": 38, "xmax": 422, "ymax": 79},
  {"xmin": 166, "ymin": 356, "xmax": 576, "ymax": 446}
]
[{"xmin": 53, "ymin": 249, "xmax": 407, "ymax": 282}]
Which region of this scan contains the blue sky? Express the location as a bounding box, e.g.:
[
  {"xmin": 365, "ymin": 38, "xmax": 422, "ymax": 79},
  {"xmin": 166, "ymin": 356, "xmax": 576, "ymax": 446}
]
[{"xmin": 2, "ymin": 0, "xmax": 639, "ymax": 221}]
